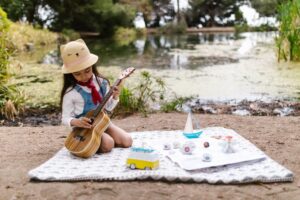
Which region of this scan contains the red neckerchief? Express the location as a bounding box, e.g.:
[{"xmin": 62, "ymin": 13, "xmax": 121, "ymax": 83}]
[{"xmin": 77, "ymin": 76, "xmax": 101, "ymax": 105}]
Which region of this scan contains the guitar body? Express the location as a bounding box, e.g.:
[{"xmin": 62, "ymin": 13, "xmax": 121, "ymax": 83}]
[{"xmin": 65, "ymin": 110, "xmax": 110, "ymax": 158}]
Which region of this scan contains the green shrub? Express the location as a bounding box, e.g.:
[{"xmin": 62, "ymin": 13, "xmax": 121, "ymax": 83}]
[
  {"xmin": 161, "ymin": 97, "xmax": 191, "ymax": 112},
  {"xmin": 0, "ymin": 6, "xmax": 10, "ymax": 85},
  {"xmin": 235, "ymin": 23, "xmax": 278, "ymax": 33},
  {"xmin": 234, "ymin": 23, "xmax": 249, "ymax": 33},
  {"xmin": 114, "ymin": 87, "xmax": 137, "ymax": 116},
  {"xmin": 0, "ymin": 7, "xmax": 25, "ymax": 120},
  {"xmin": 159, "ymin": 18, "xmax": 187, "ymax": 34},
  {"xmin": 114, "ymin": 71, "xmax": 166, "ymax": 116},
  {"xmin": 0, "ymin": 36, "xmax": 10, "ymax": 84},
  {"xmin": 0, "ymin": 6, "xmax": 9, "ymax": 31}
]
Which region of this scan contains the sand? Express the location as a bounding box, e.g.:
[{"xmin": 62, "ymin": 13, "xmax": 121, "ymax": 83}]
[{"xmin": 1, "ymin": 113, "xmax": 300, "ymax": 200}]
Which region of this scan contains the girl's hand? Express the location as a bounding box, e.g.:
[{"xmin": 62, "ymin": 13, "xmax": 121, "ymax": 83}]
[
  {"xmin": 70, "ymin": 117, "xmax": 92, "ymax": 129},
  {"xmin": 112, "ymin": 84, "xmax": 122, "ymax": 100}
]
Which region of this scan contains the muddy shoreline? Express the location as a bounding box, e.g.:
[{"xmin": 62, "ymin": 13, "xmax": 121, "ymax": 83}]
[{"xmin": 1, "ymin": 99, "xmax": 299, "ymax": 127}]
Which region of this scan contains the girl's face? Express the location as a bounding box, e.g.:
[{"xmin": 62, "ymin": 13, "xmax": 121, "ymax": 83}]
[{"xmin": 72, "ymin": 66, "xmax": 93, "ymax": 82}]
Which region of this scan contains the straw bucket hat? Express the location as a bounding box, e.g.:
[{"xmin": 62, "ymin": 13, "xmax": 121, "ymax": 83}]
[{"xmin": 60, "ymin": 39, "xmax": 98, "ymax": 74}]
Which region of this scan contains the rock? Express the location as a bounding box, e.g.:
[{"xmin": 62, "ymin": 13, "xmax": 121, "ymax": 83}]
[
  {"xmin": 276, "ymin": 141, "xmax": 285, "ymax": 145},
  {"xmin": 25, "ymin": 42, "xmax": 34, "ymax": 51},
  {"xmin": 201, "ymin": 106, "xmax": 217, "ymax": 114},
  {"xmin": 250, "ymin": 103, "xmax": 259, "ymax": 111},
  {"xmin": 273, "ymin": 107, "xmax": 294, "ymax": 116},
  {"xmin": 232, "ymin": 109, "xmax": 250, "ymax": 116}
]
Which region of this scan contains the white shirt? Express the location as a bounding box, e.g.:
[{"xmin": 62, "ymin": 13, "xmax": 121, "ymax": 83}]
[{"xmin": 61, "ymin": 75, "xmax": 119, "ymax": 127}]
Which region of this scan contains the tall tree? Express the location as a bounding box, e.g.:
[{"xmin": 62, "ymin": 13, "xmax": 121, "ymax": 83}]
[
  {"xmin": 45, "ymin": 0, "xmax": 136, "ymax": 36},
  {"xmin": 0, "ymin": 0, "xmax": 42, "ymax": 23},
  {"xmin": 147, "ymin": 0, "xmax": 175, "ymax": 27}
]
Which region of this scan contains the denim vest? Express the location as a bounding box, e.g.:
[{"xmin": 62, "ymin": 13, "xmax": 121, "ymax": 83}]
[{"xmin": 74, "ymin": 79, "xmax": 107, "ymax": 118}]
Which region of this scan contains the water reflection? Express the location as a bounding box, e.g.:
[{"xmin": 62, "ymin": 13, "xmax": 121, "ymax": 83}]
[
  {"xmin": 237, "ymin": 32, "xmax": 277, "ymax": 56},
  {"xmin": 84, "ymin": 33, "xmax": 241, "ymax": 69},
  {"xmin": 42, "ymin": 32, "xmax": 277, "ymax": 69}
]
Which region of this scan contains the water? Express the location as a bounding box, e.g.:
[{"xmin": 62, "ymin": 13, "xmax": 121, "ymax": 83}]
[
  {"xmin": 85, "ymin": 33, "xmax": 239, "ymax": 69},
  {"xmin": 43, "ymin": 32, "xmax": 300, "ymax": 102}
]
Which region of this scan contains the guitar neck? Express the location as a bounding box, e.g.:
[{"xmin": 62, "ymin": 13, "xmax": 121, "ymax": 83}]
[{"xmin": 92, "ymin": 79, "xmax": 121, "ymax": 118}]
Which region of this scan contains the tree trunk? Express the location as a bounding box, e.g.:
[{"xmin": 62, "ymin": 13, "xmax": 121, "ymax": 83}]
[{"xmin": 177, "ymin": 0, "xmax": 180, "ymax": 24}]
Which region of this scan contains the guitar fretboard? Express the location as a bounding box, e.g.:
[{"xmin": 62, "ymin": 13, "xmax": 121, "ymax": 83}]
[{"xmin": 92, "ymin": 79, "xmax": 121, "ymax": 118}]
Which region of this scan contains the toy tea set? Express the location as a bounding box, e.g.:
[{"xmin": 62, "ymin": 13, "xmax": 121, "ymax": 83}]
[{"xmin": 126, "ymin": 112, "xmax": 260, "ymax": 170}]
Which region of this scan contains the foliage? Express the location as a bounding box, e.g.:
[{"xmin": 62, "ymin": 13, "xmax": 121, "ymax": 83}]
[
  {"xmin": 0, "ymin": 85, "xmax": 25, "ymax": 120},
  {"xmin": 0, "ymin": 7, "xmax": 25, "ymax": 120},
  {"xmin": 234, "ymin": 23, "xmax": 249, "ymax": 33},
  {"xmin": 186, "ymin": 0, "xmax": 247, "ymax": 27},
  {"xmin": 113, "ymin": 27, "xmax": 137, "ymax": 46},
  {"xmin": 250, "ymin": 0, "xmax": 286, "ymax": 17},
  {"xmin": 0, "ymin": 7, "xmax": 10, "ymax": 83},
  {"xmin": 276, "ymin": 0, "xmax": 300, "ymax": 61},
  {"xmin": 235, "ymin": 22, "xmax": 278, "ymax": 33},
  {"xmin": 61, "ymin": 28, "xmax": 81, "ymax": 41},
  {"xmin": 115, "ymin": 0, "xmax": 153, "ymax": 24},
  {"xmin": 135, "ymin": 28, "xmax": 147, "ymax": 37},
  {"xmin": 159, "ymin": 17, "xmax": 188, "ymax": 34},
  {"xmin": 0, "ymin": 0, "xmax": 136, "ymax": 36},
  {"xmin": 134, "ymin": 71, "xmax": 166, "ymax": 114},
  {"xmin": 46, "ymin": 0, "xmax": 135, "ymax": 37},
  {"xmin": 113, "ymin": 87, "xmax": 137, "ymax": 116},
  {"xmin": 0, "ymin": 0, "xmax": 38, "ymax": 23},
  {"xmin": 0, "ymin": 6, "xmax": 10, "ymax": 31},
  {"xmin": 161, "ymin": 97, "xmax": 191, "ymax": 112},
  {"xmin": 115, "ymin": 71, "xmax": 166, "ymax": 116},
  {"xmin": 0, "ymin": 0, "xmax": 291, "ymax": 33},
  {"xmin": 104, "ymin": 3, "xmax": 136, "ymax": 33}
]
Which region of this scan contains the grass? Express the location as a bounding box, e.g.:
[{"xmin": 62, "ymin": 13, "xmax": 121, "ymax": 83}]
[
  {"xmin": 7, "ymin": 22, "xmax": 58, "ymax": 53},
  {"xmin": 9, "ymin": 63, "xmax": 62, "ymax": 108}
]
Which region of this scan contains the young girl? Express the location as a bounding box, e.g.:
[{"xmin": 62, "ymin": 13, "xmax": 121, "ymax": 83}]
[{"xmin": 60, "ymin": 39, "xmax": 132, "ymax": 153}]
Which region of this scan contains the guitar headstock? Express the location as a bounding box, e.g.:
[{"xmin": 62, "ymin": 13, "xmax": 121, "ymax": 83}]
[{"xmin": 118, "ymin": 67, "xmax": 135, "ymax": 80}]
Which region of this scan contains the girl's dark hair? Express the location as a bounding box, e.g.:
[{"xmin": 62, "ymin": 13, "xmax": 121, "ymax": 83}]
[{"xmin": 60, "ymin": 64, "xmax": 110, "ymax": 108}]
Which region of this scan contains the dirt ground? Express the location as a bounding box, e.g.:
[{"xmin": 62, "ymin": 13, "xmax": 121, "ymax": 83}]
[{"xmin": 1, "ymin": 113, "xmax": 300, "ymax": 200}]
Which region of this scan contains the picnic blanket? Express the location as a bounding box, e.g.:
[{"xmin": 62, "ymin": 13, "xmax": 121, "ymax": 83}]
[{"xmin": 28, "ymin": 127, "xmax": 293, "ymax": 184}]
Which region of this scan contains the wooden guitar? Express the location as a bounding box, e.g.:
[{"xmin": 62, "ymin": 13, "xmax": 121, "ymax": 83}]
[{"xmin": 65, "ymin": 67, "xmax": 135, "ymax": 158}]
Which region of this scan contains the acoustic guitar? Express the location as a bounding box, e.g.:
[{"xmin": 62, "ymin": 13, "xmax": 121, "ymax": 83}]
[{"xmin": 65, "ymin": 67, "xmax": 135, "ymax": 158}]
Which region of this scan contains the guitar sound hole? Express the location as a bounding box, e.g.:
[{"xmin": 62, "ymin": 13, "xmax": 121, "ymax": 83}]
[
  {"xmin": 74, "ymin": 135, "xmax": 85, "ymax": 142},
  {"xmin": 89, "ymin": 118, "xmax": 94, "ymax": 124}
]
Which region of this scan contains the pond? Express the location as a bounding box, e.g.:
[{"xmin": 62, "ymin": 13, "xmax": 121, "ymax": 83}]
[{"xmin": 42, "ymin": 32, "xmax": 300, "ymax": 103}]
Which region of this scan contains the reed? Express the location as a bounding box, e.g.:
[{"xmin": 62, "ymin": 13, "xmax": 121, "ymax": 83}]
[{"xmin": 276, "ymin": 0, "xmax": 300, "ymax": 61}]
